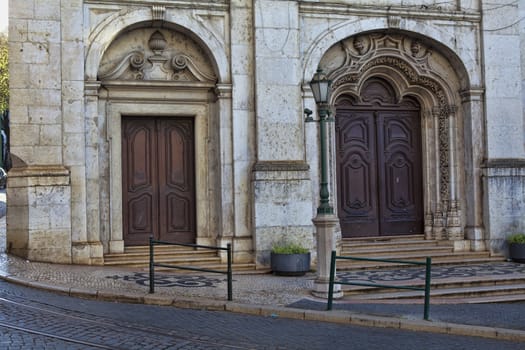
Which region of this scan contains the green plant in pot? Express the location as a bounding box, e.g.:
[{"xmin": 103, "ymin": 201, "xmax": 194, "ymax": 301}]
[
  {"xmin": 270, "ymin": 243, "xmax": 311, "ymax": 276},
  {"xmin": 507, "ymin": 233, "xmax": 525, "ymax": 263}
]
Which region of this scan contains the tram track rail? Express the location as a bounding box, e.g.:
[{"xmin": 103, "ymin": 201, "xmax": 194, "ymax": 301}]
[{"xmin": 0, "ymin": 295, "xmax": 254, "ymax": 349}]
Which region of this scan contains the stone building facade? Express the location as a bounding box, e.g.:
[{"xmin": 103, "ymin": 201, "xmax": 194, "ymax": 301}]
[{"xmin": 6, "ymin": 0, "xmax": 525, "ymax": 266}]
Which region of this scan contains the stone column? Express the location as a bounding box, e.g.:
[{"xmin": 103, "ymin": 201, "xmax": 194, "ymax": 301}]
[
  {"xmin": 432, "ymin": 108, "xmax": 446, "ymax": 240},
  {"xmin": 461, "ymin": 88, "xmax": 486, "ymax": 250},
  {"xmin": 446, "ymin": 106, "xmax": 463, "ymax": 243}
]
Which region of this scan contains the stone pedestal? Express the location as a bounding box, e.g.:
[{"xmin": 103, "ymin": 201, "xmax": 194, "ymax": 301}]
[
  {"xmin": 6, "ymin": 166, "xmax": 72, "ymax": 264},
  {"xmin": 312, "ymin": 214, "xmax": 343, "ymax": 299},
  {"xmin": 252, "ymin": 161, "xmax": 314, "ymax": 267}
]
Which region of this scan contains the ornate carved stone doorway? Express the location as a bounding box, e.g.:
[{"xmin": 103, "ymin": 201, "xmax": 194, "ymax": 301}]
[
  {"xmin": 316, "ymin": 31, "xmax": 466, "ymax": 242},
  {"xmin": 335, "ymin": 78, "xmax": 423, "ymax": 237}
]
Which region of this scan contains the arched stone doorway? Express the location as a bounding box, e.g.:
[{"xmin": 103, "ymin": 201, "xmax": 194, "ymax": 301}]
[
  {"xmin": 316, "ymin": 31, "xmax": 468, "ymax": 243},
  {"xmin": 90, "ymin": 25, "xmax": 225, "ymax": 253},
  {"xmin": 335, "ymin": 78, "xmax": 423, "ymax": 237}
]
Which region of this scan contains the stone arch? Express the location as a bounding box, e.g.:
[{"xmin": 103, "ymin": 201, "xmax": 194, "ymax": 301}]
[
  {"xmin": 85, "ymin": 7, "xmax": 229, "ymax": 83},
  {"xmin": 302, "ymin": 18, "xmax": 473, "ymax": 89},
  {"xmin": 309, "ymin": 31, "xmax": 475, "ymax": 243}
]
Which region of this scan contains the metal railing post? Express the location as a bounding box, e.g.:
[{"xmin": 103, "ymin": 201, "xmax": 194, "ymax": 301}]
[
  {"xmin": 149, "ymin": 236, "xmax": 154, "ymax": 294},
  {"xmin": 424, "ymin": 257, "xmax": 432, "ymax": 320},
  {"xmin": 227, "ymin": 243, "xmax": 232, "ymax": 301},
  {"xmin": 327, "ymin": 250, "xmax": 337, "ymax": 311}
]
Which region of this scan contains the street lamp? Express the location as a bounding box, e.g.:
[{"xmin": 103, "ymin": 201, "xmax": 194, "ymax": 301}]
[
  {"xmin": 306, "ymin": 69, "xmax": 334, "ymax": 215},
  {"xmin": 306, "ymin": 69, "xmax": 342, "ymax": 298}
]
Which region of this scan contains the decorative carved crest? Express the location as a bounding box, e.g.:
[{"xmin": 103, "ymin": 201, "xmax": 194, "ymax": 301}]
[{"xmin": 98, "ymin": 29, "xmax": 217, "ymax": 83}]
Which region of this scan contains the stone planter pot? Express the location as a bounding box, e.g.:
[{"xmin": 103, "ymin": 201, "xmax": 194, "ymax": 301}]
[
  {"xmin": 270, "ymin": 252, "xmax": 311, "ymax": 276},
  {"xmin": 509, "ymin": 243, "xmax": 525, "ymax": 263}
]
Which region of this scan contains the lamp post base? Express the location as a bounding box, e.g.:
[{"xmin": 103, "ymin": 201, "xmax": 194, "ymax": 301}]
[
  {"xmin": 312, "ymin": 279, "xmax": 344, "ymax": 299},
  {"xmin": 312, "ymin": 213, "xmax": 343, "ymax": 299}
]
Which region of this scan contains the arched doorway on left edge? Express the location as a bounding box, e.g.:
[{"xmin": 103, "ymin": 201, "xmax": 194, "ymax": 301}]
[{"xmin": 335, "ymin": 78, "xmax": 424, "ymax": 238}]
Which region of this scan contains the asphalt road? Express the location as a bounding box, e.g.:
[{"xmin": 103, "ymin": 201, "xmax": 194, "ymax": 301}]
[{"xmin": 0, "ymin": 280, "xmax": 523, "ymax": 349}]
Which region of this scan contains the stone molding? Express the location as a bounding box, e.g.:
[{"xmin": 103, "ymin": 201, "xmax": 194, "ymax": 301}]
[
  {"xmin": 483, "ymin": 159, "xmax": 525, "ymax": 168},
  {"xmin": 253, "ymin": 161, "xmax": 310, "ymax": 172},
  {"xmin": 299, "ymin": 2, "xmax": 481, "ymax": 21},
  {"xmin": 8, "ymin": 165, "xmax": 70, "ymax": 187}
]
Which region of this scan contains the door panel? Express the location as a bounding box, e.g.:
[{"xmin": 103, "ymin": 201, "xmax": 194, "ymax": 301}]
[
  {"xmin": 122, "ymin": 119, "xmax": 158, "ymax": 245},
  {"xmin": 157, "ymin": 119, "xmax": 195, "ymax": 243},
  {"xmin": 377, "ymin": 111, "xmax": 423, "ymax": 235},
  {"xmin": 122, "ymin": 117, "xmax": 195, "ymax": 245},
  {"xmin": 336, "ymin": 111, "xmax": 379, "ymax": 235},
  {"xmin": 335, "ymin": 81, "xmax": 423, "ymax": 238}
]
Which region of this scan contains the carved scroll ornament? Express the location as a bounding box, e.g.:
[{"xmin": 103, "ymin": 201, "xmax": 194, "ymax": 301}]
[{"xmin": 98, "ymin": 30, "xmax": 217, "ymax": 83}]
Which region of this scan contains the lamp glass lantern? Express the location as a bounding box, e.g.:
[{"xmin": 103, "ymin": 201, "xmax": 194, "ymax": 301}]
[{"xmin": 309, "ymin": 69, "xmax": 331, "ymax": 106}]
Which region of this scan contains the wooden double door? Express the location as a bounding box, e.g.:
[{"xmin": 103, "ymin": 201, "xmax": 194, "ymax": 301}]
[
  {"xmin": 335, "ymin": 79, "xmax": 423, "ymax": 238},
  {"xmin": 122, "ymin": 117, "xmax": 196, "ymax": 245}
]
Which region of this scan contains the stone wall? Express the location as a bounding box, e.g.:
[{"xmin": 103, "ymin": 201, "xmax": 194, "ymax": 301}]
[{"xmin": 6, "ymin": 0, "xmax": 525, "ymax": 264}]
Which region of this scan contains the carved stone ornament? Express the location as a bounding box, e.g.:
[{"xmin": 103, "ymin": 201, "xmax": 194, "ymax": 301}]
[{"xmin": 98, "ymin": 29, "xmax": 217, "ymax": 83}]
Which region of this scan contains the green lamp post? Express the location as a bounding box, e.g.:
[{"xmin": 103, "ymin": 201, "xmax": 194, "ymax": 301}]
[
  {"xmin": 306, "ymin": 69, "xmax": 342, "ymax": 298},
  {"xmin": 306, "ymin": 69, "xmax": 334, "ymax": 215}
]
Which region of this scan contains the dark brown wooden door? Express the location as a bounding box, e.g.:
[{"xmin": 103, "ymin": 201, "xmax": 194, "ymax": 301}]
[
  {"xmin": 335, "ymin": 79, "xmax": 423, "ymax": 237},
  {"xmin": 122, "ymin": 117, "xmax": 195, "ymax": 245}
]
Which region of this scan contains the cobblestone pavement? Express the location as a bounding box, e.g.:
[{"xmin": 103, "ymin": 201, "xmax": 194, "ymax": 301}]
[
  {"xmin": 1, "ymin": 281, "xmax": 524, "ymax": 350},
  {"xmin": 1, "ymin": 191, "xmax": 525, "ymax": 345}
]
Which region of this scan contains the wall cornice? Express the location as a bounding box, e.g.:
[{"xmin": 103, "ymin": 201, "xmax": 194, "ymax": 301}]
[
  {"xmin": 299, "ymin": 2, "xmax": 480, "ymax": 23},
  {"xmin": 84, "ymin": 0, "xmax": 229, "ymax": 12}
]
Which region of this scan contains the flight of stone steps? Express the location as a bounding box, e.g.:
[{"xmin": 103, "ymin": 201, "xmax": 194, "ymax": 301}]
[
  {"xmin": 338, "ymin": 235, "xmax": 503, "ymax": 270},
  {"xmin": 337, "ymin": 235, "xmax": 525, "ymax": 303},
  {"xmin": 103, "ymin": 245, "xmax": 257, "ymax": 273}
]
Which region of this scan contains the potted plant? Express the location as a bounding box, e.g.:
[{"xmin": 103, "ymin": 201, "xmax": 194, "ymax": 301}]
[
  {"xmin": 507, "ymin": 233, "xmax": 525, "ymax": 263},
  {"xmin": 270, "ymin": 243, "xmax": 311, "ymax": 276}
]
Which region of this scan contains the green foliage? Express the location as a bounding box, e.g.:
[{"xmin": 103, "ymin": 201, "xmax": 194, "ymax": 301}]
[
  {"xmin": 507, "ymin": 233, "xmax": 525, "ymax": 244},
  {"xmin": 271, "ymin": 243, "xmax": 309, "ymax": 254},
  {"xmin": 0, "ymin": 33, "xmax": 8, "ymax": 111}
]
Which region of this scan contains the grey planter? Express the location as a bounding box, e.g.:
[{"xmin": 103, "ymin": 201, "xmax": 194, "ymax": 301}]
[
  {"xmin": 270, "ymin": 252, "xmax": 311, "ymax": 276},
  {"xmin": 509, "ymin": 243, "xmax": 525, "ymax": 263}
]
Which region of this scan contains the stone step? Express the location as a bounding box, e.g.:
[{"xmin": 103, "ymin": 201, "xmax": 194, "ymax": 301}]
[
  {"xmin": 342, "ymin": 274, "xmax": 525, "ymax": 295},
  {"xmin": 103, "ymin": 245, "xmax": 258, "ymax": 272},
  {"xmin": 104, "ymin": 255, "xmax": 221, "ymax": 266},
  {"xmin": 335, "ymin": 253, "xmax": 503, "ymax": 271},
  {"xmin": 104, "ymin": 249, "xmax": 218, "ymax": 262},
  {"xmin": 341, "ymin": 245, "xmax": 453, "ymax": 256},
  {"xmin": 342, "ymin": 240, "xmax": 450, "ymax": 252},
  {"xmin": 342, "ymin": 234, "xmax": 426, "ymax": 243},
  {"xmin": 457, "ymin": 294, "xmax": 525, "ymax": 304},
  {"xmin": 345, "ymin": 283, "xmax": 525, "ymax": 301},
  {"xmin": 342, "ymin": 237, "xmax": 444, "ymax": 249}
]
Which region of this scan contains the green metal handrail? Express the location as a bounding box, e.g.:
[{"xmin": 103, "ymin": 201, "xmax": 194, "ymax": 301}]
[
  {"xmin": 149, "ymin": 237, "xmax": 233, "ymax": 301},
  {"xmin": 327, "ymin": 251, "xmax": 432, "ymax": 320}
]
